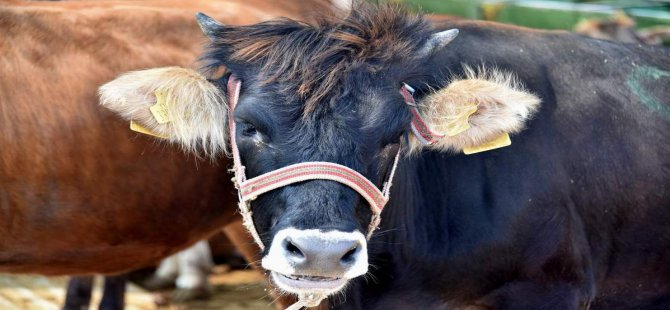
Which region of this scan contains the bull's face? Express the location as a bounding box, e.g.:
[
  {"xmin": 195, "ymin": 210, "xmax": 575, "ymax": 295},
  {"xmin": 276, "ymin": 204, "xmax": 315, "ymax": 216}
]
[
  {"xmin": 232, "ymin": 72, "xmax": 407, "ymax": 294},
  {"xmin": 99, "ymin": 7, "xmax": 540, "ymax": 298}
]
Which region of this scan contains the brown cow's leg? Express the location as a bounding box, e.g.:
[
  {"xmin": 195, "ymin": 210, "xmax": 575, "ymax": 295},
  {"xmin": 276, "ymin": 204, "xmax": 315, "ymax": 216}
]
[
  {"xmin": 63, "ymin": 276, "xmax": 94, "ymax": 310},
  {"xmin": 98, "ymin": 274, "xmax": 127, "ymax": 310}
]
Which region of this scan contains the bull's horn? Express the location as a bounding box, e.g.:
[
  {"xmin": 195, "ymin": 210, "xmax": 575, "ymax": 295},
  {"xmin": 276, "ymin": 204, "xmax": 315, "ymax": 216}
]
[
  {"xmin": 195, "ymin": 12, "xmax": 224, "ymax": 41},
  {"xmin": 417, "ymin": 29, "xmax": 459, "ymax": 58}
]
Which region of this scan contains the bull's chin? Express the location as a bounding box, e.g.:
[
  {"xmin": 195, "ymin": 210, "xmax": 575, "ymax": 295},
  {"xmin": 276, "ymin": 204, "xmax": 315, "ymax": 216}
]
[{"xmin": 270, "ymin": 271, "xmax": 348, "ymax": 295}]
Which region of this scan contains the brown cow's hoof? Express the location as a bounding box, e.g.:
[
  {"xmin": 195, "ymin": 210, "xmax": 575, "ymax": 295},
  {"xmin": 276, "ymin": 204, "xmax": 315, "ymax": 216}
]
[{"xmin": 171, "ymin": 287, "xmax": 211, "ymax": 302}]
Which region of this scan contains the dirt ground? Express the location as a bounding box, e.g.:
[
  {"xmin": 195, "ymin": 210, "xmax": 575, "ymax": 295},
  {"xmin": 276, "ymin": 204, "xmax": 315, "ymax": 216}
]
[{"xmin": 0, "ymin": 266, "xmax": 275, "ymax": 310}]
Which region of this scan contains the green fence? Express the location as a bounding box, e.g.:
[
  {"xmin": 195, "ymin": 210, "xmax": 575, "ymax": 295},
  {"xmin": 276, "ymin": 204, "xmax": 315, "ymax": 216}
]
[{"xmin": 396, "ymin": 0, "xmax": 670, "ymax": 29}]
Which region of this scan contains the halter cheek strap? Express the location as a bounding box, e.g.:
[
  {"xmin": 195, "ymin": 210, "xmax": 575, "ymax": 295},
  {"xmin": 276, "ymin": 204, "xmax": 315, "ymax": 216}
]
[
  {"xmin": 226, "ymin": 76, "xmax": 401, "ymax": 250},
  {"xmin": 401, "ymin": 83, "xmax": 444, "ymax": 145}
]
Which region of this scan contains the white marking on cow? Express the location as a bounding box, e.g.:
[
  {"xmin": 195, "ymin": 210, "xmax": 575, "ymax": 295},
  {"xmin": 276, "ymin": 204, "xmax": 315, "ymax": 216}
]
[
  {"xmin": 175, "ymin": 240, "xmax": 213, "ymax": 289},
  {"xmin": 152, "ymin": 240, "xmax": 213, "ymax": 289},
  {"xmin": 262, "ymin": 228, "xmax": 368, "ymax": 295}
]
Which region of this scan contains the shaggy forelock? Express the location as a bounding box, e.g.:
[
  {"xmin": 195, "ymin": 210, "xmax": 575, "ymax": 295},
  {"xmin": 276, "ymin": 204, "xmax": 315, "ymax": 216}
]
[{"xmin": 200, "ymin": 3, "xmax": 434, "ymax": 115}]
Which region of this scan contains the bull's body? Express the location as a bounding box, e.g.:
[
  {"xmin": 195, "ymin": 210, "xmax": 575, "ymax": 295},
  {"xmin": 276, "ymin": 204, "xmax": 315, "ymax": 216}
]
[{"xmin": 346, "ymin": 21, "xmax": 670, "ymax": 309}]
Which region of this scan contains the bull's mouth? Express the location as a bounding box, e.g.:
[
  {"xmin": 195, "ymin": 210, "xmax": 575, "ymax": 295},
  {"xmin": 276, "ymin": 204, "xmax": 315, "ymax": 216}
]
[{"xmin": 271, "ymin": 271, "xmax": 347, "ymax": 293}]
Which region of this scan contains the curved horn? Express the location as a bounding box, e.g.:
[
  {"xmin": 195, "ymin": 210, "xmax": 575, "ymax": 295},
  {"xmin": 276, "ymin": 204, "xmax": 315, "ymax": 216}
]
[
  {"xmin": 417, "ymin": 29, "xmax": 459, "ymax": 58},
  {"xmin": 195, "ymin": 12, "xmax": 224, "ymax": 41}
]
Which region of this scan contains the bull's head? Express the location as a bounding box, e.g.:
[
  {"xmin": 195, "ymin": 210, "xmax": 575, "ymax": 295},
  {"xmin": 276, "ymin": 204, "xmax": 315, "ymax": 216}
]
[{"xmin": 100, "ymin": 5, "xmax": 539, "ymax": 300}]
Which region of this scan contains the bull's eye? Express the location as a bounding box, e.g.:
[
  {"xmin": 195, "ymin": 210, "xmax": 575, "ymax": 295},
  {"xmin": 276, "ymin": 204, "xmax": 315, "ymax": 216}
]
[{"xmin": 241, "ymin": 123, "xmax": 258, "ymax": 137}]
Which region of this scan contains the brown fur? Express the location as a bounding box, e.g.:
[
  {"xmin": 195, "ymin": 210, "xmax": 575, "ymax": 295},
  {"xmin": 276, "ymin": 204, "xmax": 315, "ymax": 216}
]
[
  {"xmin": 0, "ymin": 0, "xmax": 334, "ymax": 275},
  {"xmin": 99, "ymin": 67, "xmax": 229, "ymax": 158},
  {"xmin": 574, "ymin": 12, "xmax": 645, "ymax": 44},
  {"xmin": 203, "ymin": 3, "xmax": 434, "ymax": 115},
  {"xmin": 574, "ymin": 12, "xmax": 670, "ymax": 45}
]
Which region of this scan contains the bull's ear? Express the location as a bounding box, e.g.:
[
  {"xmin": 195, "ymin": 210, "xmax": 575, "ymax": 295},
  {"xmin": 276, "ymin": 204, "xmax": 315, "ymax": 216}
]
[
  {"xmin": 409, "ymin": 66, "xmax": 540, "ymax": 153},
  {"xmin": 99, "ymin": 66, "xmax": 228, "ymax": 157}
]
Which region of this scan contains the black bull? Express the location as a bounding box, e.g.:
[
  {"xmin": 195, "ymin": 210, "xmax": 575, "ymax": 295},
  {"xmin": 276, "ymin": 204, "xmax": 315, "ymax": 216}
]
[{"xmin": 101, "ymin": 10, "xmax": 670, "ymax": 310}]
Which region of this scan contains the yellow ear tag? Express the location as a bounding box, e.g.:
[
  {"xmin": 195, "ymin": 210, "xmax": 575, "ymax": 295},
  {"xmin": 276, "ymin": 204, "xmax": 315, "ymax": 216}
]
[
  {"xmin": 443, "ymin": 104, "xmax": 478, "ymax": 137},
  {"xmin": 463, "ymin": 133, "xmax": 511, "ymax": 155},
  {"xmin": 150, "ymin": 90, "xmax": 171, "ymax": 124},
  {"xmin": 130, "ymin": 120, "xmax": 168, "ymax": 139}
]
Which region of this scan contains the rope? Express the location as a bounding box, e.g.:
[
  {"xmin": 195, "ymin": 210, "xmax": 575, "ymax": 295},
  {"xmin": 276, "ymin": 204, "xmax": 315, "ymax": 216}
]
[{"xmin": 285, "ymin": 293, "xmax": 328, "ymax": 310}]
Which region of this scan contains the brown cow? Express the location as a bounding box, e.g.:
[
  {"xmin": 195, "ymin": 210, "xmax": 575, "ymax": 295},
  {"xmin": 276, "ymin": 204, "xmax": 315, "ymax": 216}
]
[
  {"xmin": 574, "ymin": 12, "xmax": 670, "ymax": 45},
  {"xmin": 0, "ymin": 0, "xmax": 335, "ymax": 276}
]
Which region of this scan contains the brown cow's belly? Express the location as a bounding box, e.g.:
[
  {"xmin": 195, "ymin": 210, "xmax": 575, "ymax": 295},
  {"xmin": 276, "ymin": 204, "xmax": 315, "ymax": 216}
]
[
  {"xmin": 0, "ymin": 119, "xmax": 234, "ymax": 275},
  {"xmin": 0, "ymin": 0, "xmax": 332, "ymax": 275}
]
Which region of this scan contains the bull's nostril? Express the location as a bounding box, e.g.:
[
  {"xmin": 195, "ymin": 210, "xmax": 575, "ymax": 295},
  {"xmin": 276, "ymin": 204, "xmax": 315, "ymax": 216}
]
[
  {"xmin": 285, "ymin": 239, "xmax": 305, "ymax": 258},
  {"xmin": 340, "ymin": 246, "xmax": 358, "ymax": 264}
]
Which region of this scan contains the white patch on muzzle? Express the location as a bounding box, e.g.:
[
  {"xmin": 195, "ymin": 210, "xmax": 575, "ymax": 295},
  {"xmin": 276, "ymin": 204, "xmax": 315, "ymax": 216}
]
[{"xmin": 262, "ymin": 228, "xmax": 368, "ymax": 295}]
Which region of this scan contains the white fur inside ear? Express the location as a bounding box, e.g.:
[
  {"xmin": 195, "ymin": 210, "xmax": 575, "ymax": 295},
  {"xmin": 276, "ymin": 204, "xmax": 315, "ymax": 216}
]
[
  {"xmin": 409, "ymin": 66, "xmax": 541, "ymax": 153},
  {"xmin": 99, "ymin": 67, "xmax": 228, "ymax": 157}
]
